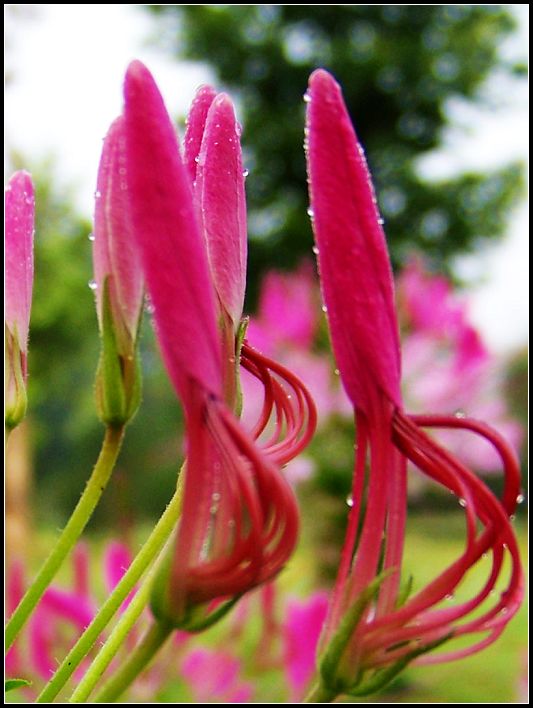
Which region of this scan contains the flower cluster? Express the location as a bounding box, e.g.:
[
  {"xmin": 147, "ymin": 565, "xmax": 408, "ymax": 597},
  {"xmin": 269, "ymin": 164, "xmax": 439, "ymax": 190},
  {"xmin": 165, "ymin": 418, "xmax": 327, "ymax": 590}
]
[{"xmin": 4, "ymin": 60, "xmax": 523, "ymax": 704}]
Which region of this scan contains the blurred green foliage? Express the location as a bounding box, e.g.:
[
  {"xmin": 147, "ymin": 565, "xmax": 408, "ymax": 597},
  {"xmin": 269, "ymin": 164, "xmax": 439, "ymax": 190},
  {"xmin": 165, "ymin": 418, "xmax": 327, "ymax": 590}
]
[{"xmin": 149, "ymin": 4, "xmax": 524, "ymax": 301}]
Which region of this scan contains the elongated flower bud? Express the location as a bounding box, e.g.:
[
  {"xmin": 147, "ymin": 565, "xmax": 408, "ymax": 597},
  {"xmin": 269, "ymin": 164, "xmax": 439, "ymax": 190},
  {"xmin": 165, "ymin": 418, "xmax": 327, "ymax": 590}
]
[
  {"xmin": 93, "ymin": 117, "xmax": 143, "ymax": 426},
  {"xmin": 5, "ymin": 171, "xmax": 35, "ymax": 430}
]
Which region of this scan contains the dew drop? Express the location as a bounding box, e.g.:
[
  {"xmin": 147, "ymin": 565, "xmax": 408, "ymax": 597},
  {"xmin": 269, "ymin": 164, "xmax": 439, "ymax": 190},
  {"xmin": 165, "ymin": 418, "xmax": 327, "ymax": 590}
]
[
  {"xmin": 242, "ymin": 168, "xmax": 249, "ymax": 177},
  {"xmin": 88, "ymin": 280, "xmax": 98, "ymax": 291},
  {"xmin": 346, "ymin": 495, "xmax": 354, "ymax": 508},
  {"xmin": 509, "ymin": 514, "xmax": 516, "ymax": 522},
  {"xmin": 94, "ymin": 190, "xmax": 102, "ymax": 199},
  {"xmin": 303, "ymin": 91, "xmax": 311, "ymax": 103},
  {"xmin": 88, "ymin": 232, "xmax": 95, "ymax": 242},
  {"xmin": 516, "ymin": 493, "xmax": 525, "ymax": 505},
  {"xmin": 307, "ymin": 207, "xmax": 314, "ymax": 217},
  {"xmin": 500, "ymin": 607, "xmax": 509, "ymax": 615},
  {"xmin": 334, "ymin": 368, "xmax": 340, "ymax": 376},
  {"xmin": 377, "ymin": 217, "xmax": 385, "ymax": 225},
  {"xmin": 454, "ymin": 409, "xmax": 466, "ymax": 419},
  {"xmin": 459, "ymin": 498, "xmax": 467, "ymax": 508},
  {"xmin": 482, "ymin": 552, "xmax": 488, "ymax": 560},
  {"xmin": 287, "ymin": 394, "xmax": 292, "ymax": 400},
  {"xmin": 445, "ymin": 593, "xmax": 454, "ymax": 602},
  {"xmin": 321, "ymin": 305, "xmax": 328, "ymax": 313},
  {"xmin": 312, "ymin": 245, "xmax": 320, "ymax": 255},
  {"xmin": 212, "ymin": 492, "xmax": 221, "ymax": 503}
]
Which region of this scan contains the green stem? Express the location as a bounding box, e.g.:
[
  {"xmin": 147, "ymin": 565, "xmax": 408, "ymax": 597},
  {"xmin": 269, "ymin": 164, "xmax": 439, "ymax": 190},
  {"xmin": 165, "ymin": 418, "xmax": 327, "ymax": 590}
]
[
  {"xmin": 69, "ymin": 562, "xmax": 157, "ymax": 702},
  {"xmin": 304, "ymin": 682, "xmax": 338, "ymax": 703},
  {"xmin": 91, "ymin": 620, "xmax": 173, "ymax": 703},
  {"xmin": 36, "ymin": 482, "xmax": 183, "ymax": 703},
  {"xmin": 5, "ymin": 425, "xmax": 125, "ymax": 650}
]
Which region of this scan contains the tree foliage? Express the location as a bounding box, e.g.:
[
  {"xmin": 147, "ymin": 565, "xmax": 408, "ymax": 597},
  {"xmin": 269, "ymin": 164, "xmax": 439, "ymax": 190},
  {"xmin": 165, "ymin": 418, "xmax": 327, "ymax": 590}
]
[{"xmin": 149, "ymin": 5, "xmax": 524, "ymax": 298}]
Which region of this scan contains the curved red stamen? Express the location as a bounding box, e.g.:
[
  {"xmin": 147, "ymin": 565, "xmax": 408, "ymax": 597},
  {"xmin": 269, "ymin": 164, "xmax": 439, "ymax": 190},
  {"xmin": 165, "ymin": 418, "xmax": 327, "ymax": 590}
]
[
  {"xmin": 354, "ymin": 409, "xmax": 523, "ymax": 665},
  {"xmin": 171, "ymin": 385, "xmax": 300, "ymax": 614},
  {"xmin": 240, "ymin": 341, "xmax": 317, "ymax": 465}
]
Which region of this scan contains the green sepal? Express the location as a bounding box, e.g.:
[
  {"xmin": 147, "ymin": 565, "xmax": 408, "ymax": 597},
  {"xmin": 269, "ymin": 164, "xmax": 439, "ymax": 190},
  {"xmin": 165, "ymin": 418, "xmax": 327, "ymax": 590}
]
[
  {"xmin": 5, "ymin": 326, "xmax": 28, "ymax": 431},
  {"xmin": 5, "ymin": 678, "xmax": 31, "ymax": 693},
  {"xmin": 150, "ymin": 543, "xmax": 241, "ymax": 633},
  {"xmin": 318, "ymin": 570, "xmax": 392, "ymax": 693},
  {"xmin": 233, "ymin": 316, "xmax": 249, "ymax": 418},
  {"xmin": 347, "ymin": 633, "xmax": 453, "ymax": 697},
  {"xmin": 94, "ymin": 278, "xmax": 141, "ymax": 426}
]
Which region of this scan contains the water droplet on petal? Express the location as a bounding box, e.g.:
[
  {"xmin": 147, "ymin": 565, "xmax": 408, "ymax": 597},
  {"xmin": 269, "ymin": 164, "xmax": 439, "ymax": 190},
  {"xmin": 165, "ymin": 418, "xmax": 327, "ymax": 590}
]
[
  {"xmin": 303, "ymin": 91, "xmax": 311, "ymax": 103},
  {"xmin": 307, "ymin": 207, "xmax": 314, "ymax": 217},
  {"xmin": 454, "ymin": 409, "xmax": 466, "ymax": 419},
  {"xmin": 334, "ymin": 368, "xmax": 340, "ymax": 376},
  {"xmin": 242, "ymin": 168, "xmax": 249, "ymax": 177},
  {"xmin": 445, "ymin": 593, "xmax": 455, "ymax": 602},
  {"xmin": 194, "ymin": 155, "xmax": 200, "ymax": 163},
  {"xmin": 88, "ymin": 280, "xmax": 98, "ymax": 290},
  {"xmin": 346, "ymin": 495, "xmax": 354, "ymax": 507},
  {"xmin": 312, "ymin": 245, "xmax": 319, "ymax": 255},
  {"xmin": 459, "ymin": 498, "xmax": 467, "ymax": 508},
  {"xmin": 94, "ymin": 190, "xmax": 102, "ymax": 199},
  {"xmin": 88, "ymin": 232, "xmax": 95, "ymax": 242},
  {"xmin": 516, "ymin": 493, "xmax": 525, "ymax": 505},
  {"xmin": 321, "ymin": 305, "xmax": 328, "ymax": 313}
]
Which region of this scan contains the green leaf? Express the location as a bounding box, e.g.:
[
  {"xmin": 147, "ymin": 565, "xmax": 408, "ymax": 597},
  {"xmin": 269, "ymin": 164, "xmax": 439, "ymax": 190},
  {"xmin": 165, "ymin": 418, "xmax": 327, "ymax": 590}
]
[{"xmin": 5, "ymin": 678, "xmax": 31, "ymax": 692}]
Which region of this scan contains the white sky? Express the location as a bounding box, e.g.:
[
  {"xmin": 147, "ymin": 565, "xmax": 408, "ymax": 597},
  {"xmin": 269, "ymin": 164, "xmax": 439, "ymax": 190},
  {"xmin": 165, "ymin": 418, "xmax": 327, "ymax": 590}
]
[{"xmin": 5, "ymin": 4, "xmax": 529, "ymax": 353}]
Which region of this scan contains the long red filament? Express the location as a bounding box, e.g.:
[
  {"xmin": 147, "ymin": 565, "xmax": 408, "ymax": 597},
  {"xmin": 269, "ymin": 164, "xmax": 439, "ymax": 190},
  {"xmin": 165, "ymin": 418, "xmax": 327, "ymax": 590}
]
[{"xmin": 331, "ymin": 407, "xmax": 523, "ymax": 671}]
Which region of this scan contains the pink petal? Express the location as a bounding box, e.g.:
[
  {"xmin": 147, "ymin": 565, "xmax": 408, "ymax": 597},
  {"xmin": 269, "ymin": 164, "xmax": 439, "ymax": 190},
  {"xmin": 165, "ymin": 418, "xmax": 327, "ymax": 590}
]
[
  {"xmin": 5, "ymin": 171, "xmax": 34, "ymax": 351},
  {"xmin": 306, "ymin": 69, "xmax": 402, "ymax": 417},
  {"xmin": 183, "ymin": 84, "xmax": 217, "ymax": 182},
  {"xmin": 196, "ymin": 93, "xmax": 247, "ymax": 327},
  {"xmin": 283, "ymin": 591, "xmax": 329, "ymax": 700},
  {"xmin": 123, "ymin": 60, "xmax": 222, "ymax": 400},
  {"xmin": 93, "ymin": 116, "xmax": 143, "ymax": 349}
]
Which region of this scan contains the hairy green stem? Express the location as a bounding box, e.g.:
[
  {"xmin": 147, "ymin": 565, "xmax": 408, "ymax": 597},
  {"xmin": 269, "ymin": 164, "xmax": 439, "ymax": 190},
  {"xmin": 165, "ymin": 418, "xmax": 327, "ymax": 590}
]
[
  {"xmin": 5, "ymin": 425, "xmax": 125, "ymax": 650},
  {"xmin": 69, "ymin": 562, "xmax": 157, "ymax": 702},
  {"xmin": 91, "ymin": 620, "xmax": 173, "ymax": 703},
  {"xmin": 36, "ymin": 482, "xmax": 183, "ymax": 703}
]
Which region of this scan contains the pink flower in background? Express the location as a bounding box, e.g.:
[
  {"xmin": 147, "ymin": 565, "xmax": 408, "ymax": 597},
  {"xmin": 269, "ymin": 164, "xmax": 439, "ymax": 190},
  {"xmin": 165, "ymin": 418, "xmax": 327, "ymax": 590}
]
[
  {"xmin": 6, "ymin": 541, "xmax": 137, "ymax": 686},
  {"xmin": 180, "ymin": 648, "xmax": 253, "ymax": 703},
  {"xmin": 5, "ymin": 170, "xmax": 35, "ymax": 429},
  {"xmin": 305, "ymin": 68, "xmax": 523, "ymax": 693},
  {"xmin": 282, "ymin": 591, "xmax": 329, "ymax": 701},
  {"xmin": 398, "ymin": 259, "xmax": 523, "ymax": 471},
  {"xmin": 247, "ymin": 262, "xmax": 318, "ymax": 354}
]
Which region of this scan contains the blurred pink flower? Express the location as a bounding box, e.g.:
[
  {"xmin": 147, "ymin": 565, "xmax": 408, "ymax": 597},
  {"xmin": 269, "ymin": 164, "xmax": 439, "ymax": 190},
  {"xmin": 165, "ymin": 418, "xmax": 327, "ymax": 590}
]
[
  {"xmin": 180, "ymin": 648, "xmax": 253, "ymax": 703},
  {"xmin": 398, "ymin": 259, "xmax": 523, "ymax": 471},
  {"xmin": 282, "ymin": 591, "xmax": 329, "ymax": 701}
]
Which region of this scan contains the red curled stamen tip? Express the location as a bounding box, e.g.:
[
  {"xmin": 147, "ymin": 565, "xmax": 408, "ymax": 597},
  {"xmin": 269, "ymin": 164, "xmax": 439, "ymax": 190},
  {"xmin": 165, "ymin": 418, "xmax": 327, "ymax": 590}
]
[
  {"xmin": 240, "ymin": 341, "xmax": 317, "ymax": 465},
  {"xmin": 170, "ymin": 389, "xmax": 299, "ymax": 617},
  {"xmin": 356, "ymin": 409, "xmax": 524, "ymax": 664}
]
